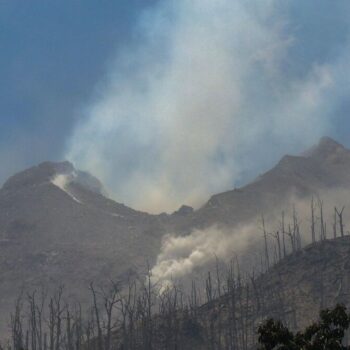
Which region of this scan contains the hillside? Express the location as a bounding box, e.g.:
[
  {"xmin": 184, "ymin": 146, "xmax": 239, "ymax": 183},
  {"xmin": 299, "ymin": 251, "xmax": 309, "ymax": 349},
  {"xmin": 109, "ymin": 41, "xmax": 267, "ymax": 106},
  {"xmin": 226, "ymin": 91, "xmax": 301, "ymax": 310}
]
[
  {"xmin": 107, "ymin": 236, "xmax": 350, "ymax": 350},
  {"xmin": 1, "ymin": 136, "xmax": 350, "ymax": 339},
  {"xmin": 0, "ymin": 161, "xmax": 166, "ymax": 333},
  {"xmin": 196, "ymin": 235, "xmax": 350, "ymax": 349}
]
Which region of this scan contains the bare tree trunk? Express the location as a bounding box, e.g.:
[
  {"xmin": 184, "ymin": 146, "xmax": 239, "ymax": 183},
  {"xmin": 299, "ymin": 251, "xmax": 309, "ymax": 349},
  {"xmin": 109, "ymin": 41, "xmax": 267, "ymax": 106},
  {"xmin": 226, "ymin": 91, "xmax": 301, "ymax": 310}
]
[
  {"xmin": 103, "ymin": 282, "xmax": 120, "ymax": 350},
  {"xmin": 292, "ymin": 206, "xmax": 302, "ymax": 251},
  {"xmin": 287, "ymin": 224, "xmax": 295, "ymax": 254},
  {"xmin": 281, "ymin": 211, "xmax": 287, "ymax": 257},
  {"xmin": 49, "ymin": 298, "xmax": 55, "ymax": 350},
  {"xmin": 261, "ymin": 215, "xmax": 270, "ymax": 270},
  {"xmin": 319, "ymin": 199, "xmax": 326, "ymax": 241},
  {"xmin": 206, "ymin": 272, "xmax": 213, "ymax": 303},
  {"xmin": 333, "ymin": 207, "xmax": 337, "ymax": 239},
  {"xmin": 311, "ymin": 197, "xmax": 316, "ymax": 243},
  {"xmin": 11, "ymin": 294, "xmax": 24, "ymax": 350},
  {"xmin": 90, "ymin": 283, "xmax": 104, "ymax": 350},
  {"xmin": 54, "ymin": 286, "xmax": 64, "ymax": 350},
  {"xmin": 276, "ymin": 231, "xmax": 282, "ymax": 261},
  {"xmin": 66, "ymin": 308, "xmax": 73, "ymax": 350},
  {"xmin": 215, "ymin": 257, "xmax": 222, "ymax": 350},
  {"xmin": 336, "ymin": 206, "xmax": 345, "ymax": 238}
]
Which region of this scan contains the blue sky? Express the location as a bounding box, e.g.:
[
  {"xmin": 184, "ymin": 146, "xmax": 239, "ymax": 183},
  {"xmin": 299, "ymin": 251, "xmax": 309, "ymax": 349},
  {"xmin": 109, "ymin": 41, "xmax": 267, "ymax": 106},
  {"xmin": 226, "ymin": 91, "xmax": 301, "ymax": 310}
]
[
  {"xmin": 0, "ymin": 0, "xmax": 157, "ymax": 180},
  {"xmin": 1, "ymin": 1, "xmax": 350, "ymax": 212}
]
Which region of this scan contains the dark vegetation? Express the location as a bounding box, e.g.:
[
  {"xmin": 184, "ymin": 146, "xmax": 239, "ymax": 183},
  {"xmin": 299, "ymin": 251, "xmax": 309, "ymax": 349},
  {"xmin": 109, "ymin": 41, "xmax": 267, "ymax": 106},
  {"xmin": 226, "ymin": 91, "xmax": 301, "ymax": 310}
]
[
  {"xmin": 4, "ymin": 199, "xmax": 350, "ymax": 350},
  {"xmin": 258, "ymin": 304, "xmax": 350, "ymax": 349}
]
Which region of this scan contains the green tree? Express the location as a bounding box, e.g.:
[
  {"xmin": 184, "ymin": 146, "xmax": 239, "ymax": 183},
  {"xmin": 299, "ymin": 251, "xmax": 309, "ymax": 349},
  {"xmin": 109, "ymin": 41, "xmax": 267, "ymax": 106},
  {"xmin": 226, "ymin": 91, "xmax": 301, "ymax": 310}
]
[{"xmin": 258, "ymin": 304, "xmax": 350, "ymax": 349}]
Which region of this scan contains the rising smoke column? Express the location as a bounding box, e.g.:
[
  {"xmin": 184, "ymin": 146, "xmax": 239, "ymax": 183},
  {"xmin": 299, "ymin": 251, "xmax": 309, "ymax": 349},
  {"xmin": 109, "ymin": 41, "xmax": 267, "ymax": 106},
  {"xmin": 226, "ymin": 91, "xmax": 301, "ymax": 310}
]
[{"xmin": 65, "ymin": 0, "xmax": 347, "ymax": 213}]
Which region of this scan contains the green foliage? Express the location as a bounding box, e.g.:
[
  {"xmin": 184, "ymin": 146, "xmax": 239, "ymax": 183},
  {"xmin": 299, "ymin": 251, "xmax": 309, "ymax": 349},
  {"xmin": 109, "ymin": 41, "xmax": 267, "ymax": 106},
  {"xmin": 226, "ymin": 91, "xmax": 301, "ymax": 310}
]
[
  {"xmin": 257, "ymin": 318, "xmax": 296, "ymax": 349},
  {"xmin": 258, "ymin": 304, "xmax": 350, "ymax": 349}
]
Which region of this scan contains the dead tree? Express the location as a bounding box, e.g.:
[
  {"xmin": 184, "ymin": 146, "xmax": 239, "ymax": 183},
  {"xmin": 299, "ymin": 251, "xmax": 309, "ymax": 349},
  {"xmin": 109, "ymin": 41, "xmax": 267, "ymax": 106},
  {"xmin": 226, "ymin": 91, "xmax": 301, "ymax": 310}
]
[
  {"xmin": 336, "ymin": 206, "xmax": 345, "ymax": 238},
  {"xmin": 215, "ymin": 256, "xmax": 222, "ymax": 299},
  {"xmin": 65, "ymin": 308, "xmax": 73, "ymax": 350},
  {"xmin": 206, "ymin": 272, "xmax": 213, "ymax": 303},
  {"xmin": 73, "ymin": 302, "xmax": 83, "ymax": 350},
  {"xmin": 102, "ymin": 282, "xmax": 121, "ymax": 350},
  {"xmin": 215, "ymin": 257, "xmax": 223, "ymax": 350},
  {"xmin": 11, "ymin": 294, "xmax": 24, "ymax": 350},
  {"xmin": 89, "ymin": 283, "xmax": 104, "ymax": 350},
  {"xmin": 261, "ymin": 215, "xmax": 270, "ymax": 270},
  {"xmin": 135, "ymin": 265, "xmax": 155, "ymax": 350},
  {"xmin": 27, "ymin": 289, "xmax": 46, "ymax": 350},
  {"xmin": 286, "ymin": 224, "xmax": 295, "ymax": 254},
  {"xmin": 118, "ymin": 279, "xmax": 137, "ymax": 350},
  {"xmin": 280, "ymin": 212, "xmax": 287, "ymax": 258},
  {"xmin": 54, "ymin": 287, "xmax": 64, "ymax": 350},
  {"xmin": 318, "ymin": 199, "xmax": 326, "ymax": 241},
  {"xmin": 311, "ymin": 197, "xmax": 316, "ymax": 244},
  {"xmin": 333, "ymin": 208, "xmax": 337, "ymax": 239},
  {"xmin": 226, "ymin": 259, "xmax": 238, "ymax": 350},
  {"xmin": 189, "ymin": 280, "xmax": 199, "ymax": 314},
  {"xmin": 292, "ymin": 206, "xmax": 302, "ymax": 251},
  {"xmin": 268, "ymin": 231, "xmax": 282, "ymax": 262}
]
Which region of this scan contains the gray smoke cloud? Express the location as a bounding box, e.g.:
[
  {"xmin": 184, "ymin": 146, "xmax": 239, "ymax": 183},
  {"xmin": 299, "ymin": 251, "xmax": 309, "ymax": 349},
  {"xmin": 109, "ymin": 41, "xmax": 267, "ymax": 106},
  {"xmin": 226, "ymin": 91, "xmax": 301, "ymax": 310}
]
[
  {"xmin": 151, "ymin": 189, "xmax": 350, "ymax": 286},
  {"xmin": 65, "ymin": 0, "xmax": 349, "ymax": 213},
  {"xmin": 150, "ymin": 224, "xmax": 260, "ymax": 286}
]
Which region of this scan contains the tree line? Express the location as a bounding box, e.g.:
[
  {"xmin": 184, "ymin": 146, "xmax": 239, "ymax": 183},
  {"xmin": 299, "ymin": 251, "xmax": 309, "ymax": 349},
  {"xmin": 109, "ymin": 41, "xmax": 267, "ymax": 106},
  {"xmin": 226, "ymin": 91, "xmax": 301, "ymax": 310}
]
[{"xmin": 4, "ymin": 199, "xmax": 350, "ymax": 350}]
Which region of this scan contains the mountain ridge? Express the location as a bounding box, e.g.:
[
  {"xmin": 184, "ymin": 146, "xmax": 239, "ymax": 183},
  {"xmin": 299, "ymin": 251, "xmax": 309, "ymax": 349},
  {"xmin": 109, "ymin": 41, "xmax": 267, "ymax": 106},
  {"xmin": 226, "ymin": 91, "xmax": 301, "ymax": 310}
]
[
  {"xmin": 173, "ymin": 136, "xmax": 350, "ymax": 231},
  {"xmin": 0, "ymin": 136, "xmax": 349, "ymax": 336}
]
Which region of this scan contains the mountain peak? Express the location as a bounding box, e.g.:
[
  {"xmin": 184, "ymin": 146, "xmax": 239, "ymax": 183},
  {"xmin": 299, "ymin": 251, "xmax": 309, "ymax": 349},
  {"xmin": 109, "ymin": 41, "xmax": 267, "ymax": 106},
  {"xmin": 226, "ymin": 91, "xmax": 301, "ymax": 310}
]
[
  {"xmin": 318, "ymin": 136, "xmax": 343, "ymax": 149},
  {"xmin": 303, "ymin": 136, "xmax": 345, "ymax": 159},
  {"xmin": 1, "ymin": 161, "xmax": 105, "ymax": 196},
  {"xmin": 2, "ymin": 161, "xmax": 75, "ymax": 191}
]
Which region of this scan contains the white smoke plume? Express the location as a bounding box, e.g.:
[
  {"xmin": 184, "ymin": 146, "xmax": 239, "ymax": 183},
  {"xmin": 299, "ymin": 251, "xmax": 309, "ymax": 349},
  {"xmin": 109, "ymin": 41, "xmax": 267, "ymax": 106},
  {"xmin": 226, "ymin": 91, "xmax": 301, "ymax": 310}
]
[
  {"xmin": 51, "ymin": 174, "xmax": 82, "ymax": 204},
  {"xmin": 151, "ymin": 189, "xmax": 350, "ymax": 286},
  {"xmin": 151, "ymin": 224, "xmax": 260, "ymax": 286},
  {"xmin": 65, "ymin": 0, "xmax": 349, "ymax": 213},
  {"xmin": 51, "ymin": 174, "xmax": 70, "ymax": 192}
]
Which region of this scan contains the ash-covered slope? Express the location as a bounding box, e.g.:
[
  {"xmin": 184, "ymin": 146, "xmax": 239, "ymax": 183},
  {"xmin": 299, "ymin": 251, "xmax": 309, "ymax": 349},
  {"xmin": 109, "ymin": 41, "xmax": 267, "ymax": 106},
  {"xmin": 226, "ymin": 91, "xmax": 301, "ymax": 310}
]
[
  {"xmin": 169, "ymin": 236, "xmax": 350, "ymax": 350},
  {"xmin": 1, "ymin": 137, "xmax": 349, "ymax": 285},
  {"xmin": 211, "ymin": 235, "xmax": 350, "ymax": 348},
  {"xmin": 1, "ymin": 136, "xmax": 350, "ymax": 337},
  {"xmin": 0, "ymin": 161, "xmax": 166, "ymax": 331},
  {"xmin": 172, "ymin": 137, "xmax": 350, "ymax": 231}
]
